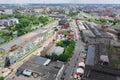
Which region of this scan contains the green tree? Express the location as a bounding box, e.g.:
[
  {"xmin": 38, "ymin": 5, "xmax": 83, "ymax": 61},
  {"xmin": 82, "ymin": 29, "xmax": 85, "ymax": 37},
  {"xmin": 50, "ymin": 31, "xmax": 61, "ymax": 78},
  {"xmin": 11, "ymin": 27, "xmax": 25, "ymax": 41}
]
[
  {"xmin": 0, "ymin": 76, "xmax": 5, "ymax": 80},
  {"xmin": 38, "ymin": 16, "xmax": 49, "ymax": 25}
]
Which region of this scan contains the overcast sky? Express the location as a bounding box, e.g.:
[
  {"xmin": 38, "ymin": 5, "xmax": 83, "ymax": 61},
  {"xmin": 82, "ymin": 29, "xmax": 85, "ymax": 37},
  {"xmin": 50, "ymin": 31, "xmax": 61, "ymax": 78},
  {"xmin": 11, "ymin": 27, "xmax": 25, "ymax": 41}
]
[{"xmin": 0, "ymin": 0, "xmax": 120, "ymax": 4}]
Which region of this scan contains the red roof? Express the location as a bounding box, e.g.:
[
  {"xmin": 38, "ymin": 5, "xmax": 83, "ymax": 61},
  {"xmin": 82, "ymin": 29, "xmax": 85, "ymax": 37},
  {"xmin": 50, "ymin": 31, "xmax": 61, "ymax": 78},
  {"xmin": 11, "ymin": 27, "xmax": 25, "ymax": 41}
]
[
  {"xmin": 68, "ymin": 34, "xmax": 74, "ymax": 39},
  {"xmin": 75, "ymin": 73, "xmax": 83, "ymax": 77},
  {"xmin": 76, "ymin": 20, "xmax": 81, "ymax": 23}
]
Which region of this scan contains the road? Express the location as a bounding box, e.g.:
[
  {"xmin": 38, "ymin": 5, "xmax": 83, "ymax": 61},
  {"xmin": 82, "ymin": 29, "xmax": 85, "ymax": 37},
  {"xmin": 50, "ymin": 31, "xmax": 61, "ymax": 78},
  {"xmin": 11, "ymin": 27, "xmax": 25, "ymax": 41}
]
[{"xmin": 63, "ymin": 20, "xmax": 85, "ymax": 80}]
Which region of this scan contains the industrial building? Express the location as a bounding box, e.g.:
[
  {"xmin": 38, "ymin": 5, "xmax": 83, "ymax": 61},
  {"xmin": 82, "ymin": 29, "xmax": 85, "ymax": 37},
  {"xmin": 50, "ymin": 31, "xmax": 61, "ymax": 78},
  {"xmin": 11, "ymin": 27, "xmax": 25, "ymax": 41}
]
[
  {"xmin": 15, "ymin": 55, "xmax": 64, "ymax": 80},
  {"xmin": 81, "ymin": 22, "xmax": 113, "ymax": 45},
  {"xmin": 84, "ymin": 44, "xmax": 120, "ymax": 80}
]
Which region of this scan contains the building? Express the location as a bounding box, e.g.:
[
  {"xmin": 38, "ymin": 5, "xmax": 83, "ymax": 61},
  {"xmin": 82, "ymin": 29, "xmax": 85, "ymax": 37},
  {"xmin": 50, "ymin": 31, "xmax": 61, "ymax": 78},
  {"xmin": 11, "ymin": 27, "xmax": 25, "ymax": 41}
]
[
  {"xmin": 49, "ymin": 14, "xmax": 66, "ymax": 19},
  {"xmin": 84, "ymin": 44, "xmax": 120, "ymax": 80},
  {"xmin": 82, "ymin": 22, "xmax": 113, "ymax": 45},
  {"xmin": 34, "ymin": 8, "xmax": 43, "ymax": 13},
  {"xmin": 76, "ymin": 21, "xmax": 86, "ymax": 30},
  {"xmin": 59, "ymin": 20, "xmax": 69, "ymax": 28},
  {"xmin": 40, "ymin": 42, "xmax": 55, "ymax": 56},
  {"xmin": 4, "ymin": 9, "xmax": 13, "ymax": 15},
  {"xmin": 82, "ymin": 30, "xmax": 95, "ymax": 43},
  {"xmin": 1, "ymin": 19, "xmax": 10, "ymax": 26},
  {"xmin": 90, "ymin": 29, "xmax": 113, "ymax": 45},
  {"xmin": 1, "ymin": 18, "xmax": 19, "ymax": 27},
  {"xmin": 15, "ymin": 55, "xmax": 64, "ymax": 80},
  {"xmin": 52, "ymin": 46, "xmax": 64, "ymax": 56},
  {"xmin": 67, "ymin": 33, "xmax": 75, "ymax": 40},
  {"xmin": 10, "ymin": 18, "xmax": 19, "ymax": 24},
  {"xmin": 0, "ymin": 9, "xmax": 13, "ymax": 15}
]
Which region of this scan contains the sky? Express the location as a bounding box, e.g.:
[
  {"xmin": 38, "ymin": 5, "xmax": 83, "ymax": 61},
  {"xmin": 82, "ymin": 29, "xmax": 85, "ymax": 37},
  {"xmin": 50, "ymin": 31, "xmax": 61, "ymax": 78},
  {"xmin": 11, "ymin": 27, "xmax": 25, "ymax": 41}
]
[{"xmin": 0, "ymin": 0, "xmax": 120, "ymax": 4}]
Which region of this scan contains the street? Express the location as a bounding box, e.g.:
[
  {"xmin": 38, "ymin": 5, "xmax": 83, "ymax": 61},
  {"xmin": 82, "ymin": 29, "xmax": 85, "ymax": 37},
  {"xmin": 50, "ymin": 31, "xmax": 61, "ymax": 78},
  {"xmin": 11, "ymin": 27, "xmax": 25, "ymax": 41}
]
[{"xmin": 63, "ymin": 20, "xmax": 85, "ymax": 80}]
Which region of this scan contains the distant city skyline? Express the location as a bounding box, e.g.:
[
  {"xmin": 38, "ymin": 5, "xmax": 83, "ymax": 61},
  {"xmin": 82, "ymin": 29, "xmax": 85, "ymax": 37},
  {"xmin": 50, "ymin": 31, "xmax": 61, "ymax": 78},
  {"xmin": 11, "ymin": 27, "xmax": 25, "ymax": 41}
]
[{"xmin": 0, "ymin": 0, "xmax": 120, "ymax": 4}]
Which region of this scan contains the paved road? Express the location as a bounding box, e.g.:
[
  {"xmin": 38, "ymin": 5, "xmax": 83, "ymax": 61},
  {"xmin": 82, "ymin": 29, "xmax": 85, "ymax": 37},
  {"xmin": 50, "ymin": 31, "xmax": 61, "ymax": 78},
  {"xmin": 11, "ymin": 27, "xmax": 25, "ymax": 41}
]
[{"xmin": 64, "ymin": 20, "xmax": 85, "ymax": 80}]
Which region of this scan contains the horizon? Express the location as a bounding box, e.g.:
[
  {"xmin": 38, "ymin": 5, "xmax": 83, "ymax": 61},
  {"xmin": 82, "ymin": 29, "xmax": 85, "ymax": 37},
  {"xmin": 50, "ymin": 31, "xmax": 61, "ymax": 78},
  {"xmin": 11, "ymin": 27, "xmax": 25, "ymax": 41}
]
[
  {"xmin": 0, "ymin": 3, "xmax": 120, "ymax": 5},
  {"xmin": 0, "ymin": 0, "xmax": 120, "ymax": 4}
]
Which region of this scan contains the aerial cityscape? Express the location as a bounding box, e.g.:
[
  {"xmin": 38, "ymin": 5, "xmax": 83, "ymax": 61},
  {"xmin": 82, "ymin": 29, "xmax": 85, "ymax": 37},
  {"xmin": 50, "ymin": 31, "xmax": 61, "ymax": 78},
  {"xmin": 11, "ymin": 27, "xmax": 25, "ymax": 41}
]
[{"xmin": 0, "ymin": 0, "xmax": 120, "ymax": 80}]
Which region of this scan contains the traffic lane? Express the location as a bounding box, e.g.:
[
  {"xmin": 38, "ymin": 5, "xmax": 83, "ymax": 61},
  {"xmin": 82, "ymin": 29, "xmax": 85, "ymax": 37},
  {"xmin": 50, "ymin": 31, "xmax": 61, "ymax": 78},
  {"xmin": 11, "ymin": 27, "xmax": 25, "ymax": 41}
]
[
  {"xmin": 64, "ymin": 21, "xmax": 85, "ymax": 80},
  {"xmin": 64, "ymin": 44, "xmax": 80, "ymax": 79},
  {"xmin": 64, "ymin": 41, "xmax": 84, "ymax": 80}
]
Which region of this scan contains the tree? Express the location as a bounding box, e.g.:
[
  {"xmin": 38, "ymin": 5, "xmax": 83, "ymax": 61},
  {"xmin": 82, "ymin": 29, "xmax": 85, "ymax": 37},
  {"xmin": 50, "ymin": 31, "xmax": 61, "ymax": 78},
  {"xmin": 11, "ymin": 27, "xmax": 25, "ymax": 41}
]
[
  {"xmin": 68, "ymin": 12, "xmax": 78, "ymax": 17},
  {"xmin": 55, "ymin": 28, "xmax": 58, "ymax": 31},
  {"xmin": 20, "ymin": 18, "xmax": 30, "ymax": 27},
  {"xmin": 0, "ymin": 76, "xmax": 5, "ymax": 80},
  {"xmin": 32, "ymin": 19, "xmax": 39, "ymax": 25},
  {"xmin": 49, "ymin": 40, "xmax": 76, "ymax": 62},
  {"xmin": 17, "ymin": 29, "xmax": 25, "ymax": 36},
  {"xmin": 4, "ymin": 57, "xmax": 10, "ymax": 67},
  {"xmin": 38, "ymin": 16, "xmax": 49, "ymax": 25}
]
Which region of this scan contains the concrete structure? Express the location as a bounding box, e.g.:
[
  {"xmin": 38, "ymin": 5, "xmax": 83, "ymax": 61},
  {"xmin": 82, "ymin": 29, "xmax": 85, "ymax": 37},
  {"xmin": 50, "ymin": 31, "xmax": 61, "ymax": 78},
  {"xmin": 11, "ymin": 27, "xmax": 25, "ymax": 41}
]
[
  {"xmin": 52, "ymin": 46, "xmax": 64, "ymax": 56},
  {"xmin": 15, "ymin": 55, "xmax": 64, "ymax": 80}
]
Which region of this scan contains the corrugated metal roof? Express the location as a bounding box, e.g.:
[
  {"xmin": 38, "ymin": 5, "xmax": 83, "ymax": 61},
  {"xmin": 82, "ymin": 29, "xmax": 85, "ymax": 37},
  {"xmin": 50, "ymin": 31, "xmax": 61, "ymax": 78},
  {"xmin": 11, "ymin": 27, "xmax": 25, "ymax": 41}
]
[
  {"xmin": 86, "ymin": 45, "xmax": 95, "ymax": 66},
  {"xmin": 34, "ymin": 56, "xmax": 51, "ymax": 65}
]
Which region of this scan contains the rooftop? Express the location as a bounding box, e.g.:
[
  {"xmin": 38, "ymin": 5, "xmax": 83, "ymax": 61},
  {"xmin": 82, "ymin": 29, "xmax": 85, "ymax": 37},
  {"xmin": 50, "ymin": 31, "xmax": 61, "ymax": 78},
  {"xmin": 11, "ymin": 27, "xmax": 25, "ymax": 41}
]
[
  {"xmin": 82, "ymin": 30, "xmax": 96, "ymax": 38},
  {"xmin": 86, "ymin": 22, "xmax": 113, "ymax": 39},
  {"xmin": 86, "ymin": 45, "xmax": 95, "ymax": 66},
  {"xmin": 52, "ymin": 46, "xmax": 64, "ymax": 56},
  {"xmin": 16, "ymin": 55, "xmax": 64, "ymax": 80},
  {"xmin": 88, "ymin": 70, "xmax": 117, "ymax": 80}
]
